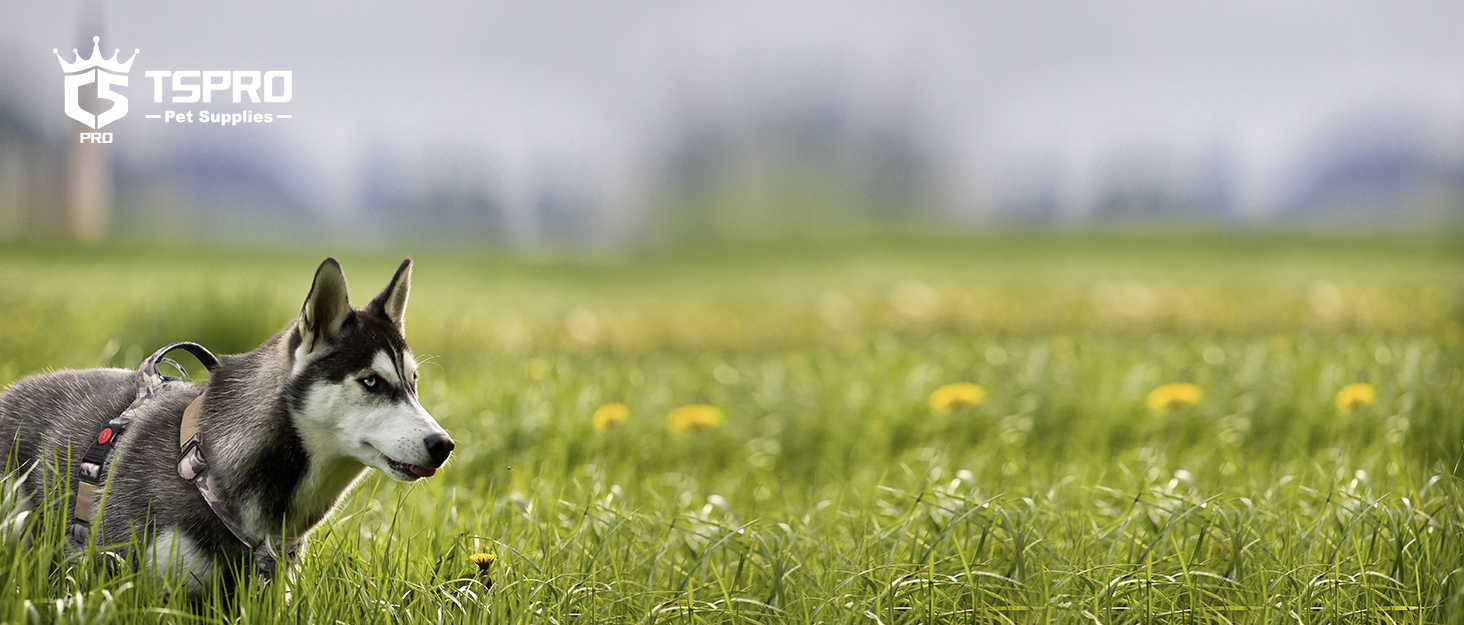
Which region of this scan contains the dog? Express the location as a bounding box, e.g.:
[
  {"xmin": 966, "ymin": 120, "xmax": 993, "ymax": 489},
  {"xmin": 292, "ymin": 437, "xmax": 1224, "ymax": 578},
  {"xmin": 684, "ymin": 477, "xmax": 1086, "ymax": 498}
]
[{"xmin": 0, "ymin": 257, "xmax": 453, "ymax": 593}]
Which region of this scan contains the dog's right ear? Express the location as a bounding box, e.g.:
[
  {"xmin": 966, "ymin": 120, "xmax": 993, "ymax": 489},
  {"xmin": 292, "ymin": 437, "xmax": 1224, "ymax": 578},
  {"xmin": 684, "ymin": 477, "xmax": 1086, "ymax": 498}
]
[{"xmin": 298, "ymin": 258, "xmax": 352, "ymax": 356}]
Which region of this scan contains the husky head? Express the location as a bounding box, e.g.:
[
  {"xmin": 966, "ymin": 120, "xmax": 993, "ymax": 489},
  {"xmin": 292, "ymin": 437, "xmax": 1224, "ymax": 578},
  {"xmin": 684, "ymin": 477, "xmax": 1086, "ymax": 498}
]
[{"xmin": 286, "ymin": 258, "xmax": 453, "ymax": 481}]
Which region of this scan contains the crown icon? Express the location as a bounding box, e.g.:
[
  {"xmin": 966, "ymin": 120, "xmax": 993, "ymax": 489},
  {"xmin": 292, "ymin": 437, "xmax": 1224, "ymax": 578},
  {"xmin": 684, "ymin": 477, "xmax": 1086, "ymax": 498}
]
[{"xmin": 53, "ymin": 36, "xmax": 138, "ymax": 74}]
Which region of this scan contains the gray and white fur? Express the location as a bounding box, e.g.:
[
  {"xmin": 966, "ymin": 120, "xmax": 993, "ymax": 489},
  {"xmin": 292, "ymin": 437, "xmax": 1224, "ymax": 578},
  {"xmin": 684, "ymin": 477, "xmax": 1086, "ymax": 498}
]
[{"xmin": 0, "ymin": 258, "xmax": 453, "ymax": 593}]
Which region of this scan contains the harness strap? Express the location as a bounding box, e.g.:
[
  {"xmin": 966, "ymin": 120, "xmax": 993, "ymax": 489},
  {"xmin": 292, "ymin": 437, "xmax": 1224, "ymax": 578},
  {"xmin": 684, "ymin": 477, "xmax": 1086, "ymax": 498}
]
[
  {"xmin": 176, "ymin": 393, "xmax": 298, "ymax": 577},
  {"xmin": 179, "ymin": 394, "xmax": 205, "ymax": 447},
  {"xmin": 68, "ymin": 342, "xmax": 220, "ymax": 548},
  {"xmin": 175, "ymin": 395, "xmax": 250, "ymax": 544}
]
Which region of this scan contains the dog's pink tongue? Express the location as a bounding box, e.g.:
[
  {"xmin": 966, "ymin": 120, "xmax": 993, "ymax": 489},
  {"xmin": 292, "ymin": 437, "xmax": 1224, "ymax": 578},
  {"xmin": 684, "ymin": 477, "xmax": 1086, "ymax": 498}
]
[{"xmin": 410, "ymin": 465, "xmax": 437, "ymax": 478}]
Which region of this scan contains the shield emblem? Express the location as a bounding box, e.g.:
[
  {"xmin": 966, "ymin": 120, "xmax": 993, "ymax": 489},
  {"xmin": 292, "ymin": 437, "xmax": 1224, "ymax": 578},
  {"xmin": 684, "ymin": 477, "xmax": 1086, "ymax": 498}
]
[{"xmin": 54, "ymin": 36, "xmax": 139, "ymax": 129}]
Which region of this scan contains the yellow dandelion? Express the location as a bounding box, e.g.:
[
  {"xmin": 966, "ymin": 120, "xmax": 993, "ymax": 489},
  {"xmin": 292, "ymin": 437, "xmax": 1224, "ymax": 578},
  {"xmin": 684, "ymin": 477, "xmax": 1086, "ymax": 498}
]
[
  {"xmin": 666, "ymin": 404, "xmax": 724, "ymax": 434},
  {"xmin": 1335, "ymin": 382, "xmax": 1376, "ymax": 412},
  {"xmin": 468, "ymin": 552, "xmax": 497, "ymax": 574},
  {"xmin": 928, "ymin": 383, "xmax": 985, "ymax": 413},
  {"xmin": 592, "ymin": 403, "xmax": 629, "ymax": 430},
  {"xmin": 1147, "ymin": 383, "xmax": 1203, "ymax": 412},
  {"xmin": 527, "ymin": 358, "xmax": 551, "ymax": 381}
]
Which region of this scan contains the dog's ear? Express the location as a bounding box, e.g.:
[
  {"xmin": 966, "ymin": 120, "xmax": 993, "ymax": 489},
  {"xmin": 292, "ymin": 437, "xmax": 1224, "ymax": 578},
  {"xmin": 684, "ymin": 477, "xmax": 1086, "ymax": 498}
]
[
  {"xmin": 299, "ymin": 258, "xmax": 352, "ymax": 355},
  {"xmin": 368, "ymin": 258, "xmax": 412, "ymax": 336}
]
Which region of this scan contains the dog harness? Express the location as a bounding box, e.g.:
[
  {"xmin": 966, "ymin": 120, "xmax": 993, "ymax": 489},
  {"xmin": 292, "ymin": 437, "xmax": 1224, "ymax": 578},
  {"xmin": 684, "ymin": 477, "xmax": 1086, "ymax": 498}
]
[{"xmin": 71, "ymin": 342, "xmax": 297, "ymax": 579}]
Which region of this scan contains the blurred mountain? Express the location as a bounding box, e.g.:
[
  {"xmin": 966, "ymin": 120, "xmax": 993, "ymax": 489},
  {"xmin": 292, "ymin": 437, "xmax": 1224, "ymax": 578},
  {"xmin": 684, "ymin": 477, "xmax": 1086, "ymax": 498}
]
[
  {"xmin": 652, "ymin": 93, "xmax": 936, "ymax": 242},
  {"xmin": 1089, "ymin": 148, "xmax": 1233, "ymax": 225},
  {"xmin": 359, "ymin": 147, "xmax": 508, "ymax": 244},
  {"xmin": 1284, "ymin": 130, "xmax": 1464, "ymax": 226},
  {"xmin": 108, "ymin": 145, "xmax": 318, "ymax": 242}
]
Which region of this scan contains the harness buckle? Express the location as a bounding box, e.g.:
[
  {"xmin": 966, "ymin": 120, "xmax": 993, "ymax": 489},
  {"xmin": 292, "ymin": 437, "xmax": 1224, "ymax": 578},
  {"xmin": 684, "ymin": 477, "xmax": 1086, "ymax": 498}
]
[
  {"xmin": 177, "ymin": 436, "xmax": 206, "ymax": 482},
  {"xmin": 79, "ymin": 462, "xmax": 101, "ymax": 484},
  {"xmin": 66, "ymin": 519, "xmax": 90, "ymax": 546},
  {"xmin": 77, "ymin": 420, "xmax": 128, "ymax": 485}
]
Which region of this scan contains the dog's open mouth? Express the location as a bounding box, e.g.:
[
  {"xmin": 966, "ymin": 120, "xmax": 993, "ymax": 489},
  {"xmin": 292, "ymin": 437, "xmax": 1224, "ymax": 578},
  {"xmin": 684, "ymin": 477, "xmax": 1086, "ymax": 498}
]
[
  {"xmin": 365, "ymin": 443, "xmax": 440, "ymax": 479},
  {"xmin": 381, "ymin": 454, "xmax": 437, "ymax": 478}
]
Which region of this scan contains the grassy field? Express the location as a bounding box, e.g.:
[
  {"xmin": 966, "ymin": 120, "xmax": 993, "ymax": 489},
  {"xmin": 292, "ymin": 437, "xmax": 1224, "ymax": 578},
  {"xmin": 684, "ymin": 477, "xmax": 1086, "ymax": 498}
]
[{"xmin": 0, "ymin": 233, "xmax": 1461, "ymax": 623}]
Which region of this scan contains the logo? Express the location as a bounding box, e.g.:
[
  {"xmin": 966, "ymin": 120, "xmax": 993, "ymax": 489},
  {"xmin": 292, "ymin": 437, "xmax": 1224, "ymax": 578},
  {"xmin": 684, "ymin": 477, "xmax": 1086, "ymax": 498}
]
[
  {"xmin": 142, "ymin": 70, "xmax": 293, "ymax": 126},
  {"xmin": 50, "ymin": 37, "xmax": 293, "ymax": 138},
  {"xmin": 54, "ymin": 36, "xmax": 139, "ymax": 130}
]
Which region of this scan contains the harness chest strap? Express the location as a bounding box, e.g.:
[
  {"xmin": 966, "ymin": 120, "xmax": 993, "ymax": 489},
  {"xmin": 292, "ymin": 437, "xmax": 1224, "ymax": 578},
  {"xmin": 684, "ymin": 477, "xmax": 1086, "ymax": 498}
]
[
  {"xmin": 179, "ymin": 393, "xmax": 204, "ymax": 448},
  {"xmin": 177, "ymin": 392, "xmax": 299, "ymax": 576},
  {"xmin": 70, "ymin": 421, "xmax": 128, "ymax": 532}
]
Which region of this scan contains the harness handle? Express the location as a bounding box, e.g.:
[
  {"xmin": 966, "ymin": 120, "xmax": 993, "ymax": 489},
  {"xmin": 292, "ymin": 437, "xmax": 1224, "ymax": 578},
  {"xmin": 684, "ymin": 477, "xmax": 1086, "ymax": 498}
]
[{"xmin": 138, "ymin": 342, "xmax": 221, "ymax": 390}]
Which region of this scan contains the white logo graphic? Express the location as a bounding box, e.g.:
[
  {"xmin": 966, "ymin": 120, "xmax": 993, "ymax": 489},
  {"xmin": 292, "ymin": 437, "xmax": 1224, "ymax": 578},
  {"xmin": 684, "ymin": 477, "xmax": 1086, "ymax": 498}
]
[{"xmin": 53, "ymin": 36, "xmax": 139, "ymax": 129}]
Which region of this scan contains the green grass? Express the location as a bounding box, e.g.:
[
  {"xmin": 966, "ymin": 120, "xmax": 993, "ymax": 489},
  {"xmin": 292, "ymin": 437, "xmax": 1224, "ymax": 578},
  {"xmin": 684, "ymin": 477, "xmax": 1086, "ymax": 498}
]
[{"xmin": 0, "ymin": 233, "xmax": 1461, "ymax": 623}]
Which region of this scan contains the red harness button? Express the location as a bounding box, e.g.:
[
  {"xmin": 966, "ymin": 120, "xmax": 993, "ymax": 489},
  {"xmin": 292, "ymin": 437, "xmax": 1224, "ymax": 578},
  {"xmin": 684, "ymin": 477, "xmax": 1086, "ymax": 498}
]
[{"xmin": 97, "ymin": 428, "xmax": 113, "ymax": 445}]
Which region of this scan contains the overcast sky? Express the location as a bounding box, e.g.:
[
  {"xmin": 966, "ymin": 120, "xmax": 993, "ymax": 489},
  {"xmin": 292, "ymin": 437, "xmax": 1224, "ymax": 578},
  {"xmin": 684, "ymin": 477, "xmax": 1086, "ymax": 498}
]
[{"xmin": 2, "ymin": 0, "xmax": 1462, "ymax": 225}]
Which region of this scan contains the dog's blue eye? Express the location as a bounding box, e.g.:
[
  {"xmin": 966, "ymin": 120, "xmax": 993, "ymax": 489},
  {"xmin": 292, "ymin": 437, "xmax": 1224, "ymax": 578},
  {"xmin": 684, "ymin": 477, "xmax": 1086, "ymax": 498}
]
[{"xmin": 360, "ymin": 376, "xmax": 380, "ymax": 389}]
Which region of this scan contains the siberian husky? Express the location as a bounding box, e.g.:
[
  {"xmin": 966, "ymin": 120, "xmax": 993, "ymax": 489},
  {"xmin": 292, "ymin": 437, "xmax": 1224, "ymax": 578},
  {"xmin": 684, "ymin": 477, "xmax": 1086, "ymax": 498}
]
[{"xmin": 0, "ymin": 258, "xmax": 453, "ymax": 593}]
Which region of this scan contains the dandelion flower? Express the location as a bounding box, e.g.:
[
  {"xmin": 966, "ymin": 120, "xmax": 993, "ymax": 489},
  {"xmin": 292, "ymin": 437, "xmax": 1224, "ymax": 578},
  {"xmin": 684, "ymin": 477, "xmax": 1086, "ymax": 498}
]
[
  {"xmin": 592, "ymin": 403, "xmax": 629, "ymax": 430},
  {"xmin": 469, "ymin": 552, "xmax": 497, "ymax": 574},
  {"xmin": 527, "ymin": 358, "xmax": 551, "ymax": 381},
  {"xmin": 666, "ymin": 404, "xmax": 724, "ymax": 434},
  {"xmin": 928, "ymin": 383, "xmax": 985, "ymax": 413},
  {"xmin": 1335, "ymin": 382, "xmax": 1376, "ymax": 412},
  {"xmin": 1147, "ymin": 383, "xmax": 1202, "ymax": 412},
  {"xmin": 468, "ymin": 552, "xmax": 497, "ymax": 589}
]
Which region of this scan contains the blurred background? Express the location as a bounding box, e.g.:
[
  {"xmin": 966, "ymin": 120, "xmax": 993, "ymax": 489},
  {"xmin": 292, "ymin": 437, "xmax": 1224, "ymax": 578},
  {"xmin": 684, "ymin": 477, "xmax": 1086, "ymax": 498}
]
[{"xmin": 0, "ymin": 0, "xmax": 1462, "ymax": 246}]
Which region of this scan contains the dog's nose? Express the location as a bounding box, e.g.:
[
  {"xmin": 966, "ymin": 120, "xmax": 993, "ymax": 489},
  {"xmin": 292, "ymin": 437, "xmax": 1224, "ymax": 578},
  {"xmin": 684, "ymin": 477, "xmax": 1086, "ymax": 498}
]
[{"xmin": 424, "ymin": 434, "xmax": 455, "ymax": 466}]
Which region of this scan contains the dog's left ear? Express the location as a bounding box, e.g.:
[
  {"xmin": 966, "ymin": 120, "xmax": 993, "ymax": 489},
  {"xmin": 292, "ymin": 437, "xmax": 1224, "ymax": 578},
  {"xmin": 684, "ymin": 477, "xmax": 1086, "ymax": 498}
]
[
  {"xmin": 368, "ymin": 258, "xmax": 412, "ymax": 335},
  {"xmin": 300, "ymin": 258, "xmax": 353, "ymax": 356}
]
